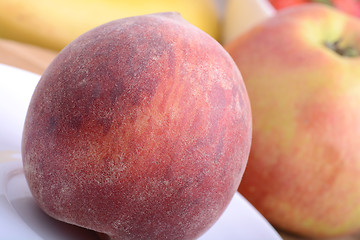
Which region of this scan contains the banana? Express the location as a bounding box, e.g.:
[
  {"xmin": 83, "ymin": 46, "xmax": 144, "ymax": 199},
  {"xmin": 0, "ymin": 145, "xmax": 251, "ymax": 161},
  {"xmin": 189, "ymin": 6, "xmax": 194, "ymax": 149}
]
[
  {"xmin": 0, "ymin": 0, "xmax": 220, "ymax": 51},
  {"xmin": 222, "ymin": 0, "xmax": 276, "ymax": 45}
]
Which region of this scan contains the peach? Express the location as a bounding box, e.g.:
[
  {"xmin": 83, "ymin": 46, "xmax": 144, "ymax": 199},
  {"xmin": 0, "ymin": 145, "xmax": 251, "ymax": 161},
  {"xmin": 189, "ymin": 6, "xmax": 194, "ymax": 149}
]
[{"xmin": 22, "ymin": 12, "xmax": 252, "ymax": 240}]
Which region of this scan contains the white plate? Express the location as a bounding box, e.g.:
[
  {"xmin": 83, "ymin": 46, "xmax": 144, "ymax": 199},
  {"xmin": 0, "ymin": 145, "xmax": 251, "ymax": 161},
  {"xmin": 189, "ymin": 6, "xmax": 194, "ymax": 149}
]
[{"xmin": 0, "ymin": 63, "xmax": 282, "ymax": 240}]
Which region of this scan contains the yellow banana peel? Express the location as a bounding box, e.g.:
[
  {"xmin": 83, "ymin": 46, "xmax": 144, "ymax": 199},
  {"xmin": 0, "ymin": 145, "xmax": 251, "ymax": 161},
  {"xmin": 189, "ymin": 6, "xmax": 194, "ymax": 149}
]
[
  {"xmin": 0, "ymin": 0, "xmax": 220, "ymax": 51},
  {"xmin": 222, "ymin": 0, "xmax": 275, "ymax": 45}
]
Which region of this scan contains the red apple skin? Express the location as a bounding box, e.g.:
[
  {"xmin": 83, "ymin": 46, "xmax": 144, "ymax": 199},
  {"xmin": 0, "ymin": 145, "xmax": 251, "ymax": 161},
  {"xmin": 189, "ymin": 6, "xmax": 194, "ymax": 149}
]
[
  {"xmin": 226, "ymin": 3, "xmax": 360, "ymax": 238},
  {"xmin": 21, "ymin": 12, "xmax": 252, "ymax": 240}
]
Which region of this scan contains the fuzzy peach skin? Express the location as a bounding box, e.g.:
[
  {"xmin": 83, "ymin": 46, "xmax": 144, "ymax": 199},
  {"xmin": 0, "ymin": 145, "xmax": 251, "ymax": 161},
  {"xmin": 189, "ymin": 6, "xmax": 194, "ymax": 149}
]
[
  {"xmin": 21, "ymin": 12, "xmax": 252, "ymax": 240},
  {"xmin": 226, "ymin": 3, "xmax": 360, "ymax": 239}
]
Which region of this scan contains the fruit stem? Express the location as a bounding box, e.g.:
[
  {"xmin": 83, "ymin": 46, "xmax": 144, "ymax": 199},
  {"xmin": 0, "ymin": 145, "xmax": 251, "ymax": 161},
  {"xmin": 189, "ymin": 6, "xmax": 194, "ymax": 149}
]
[
  {"xmin": 324, "ymin": 39, "xmax": 359, "ymax": 57},
  {"xmin": 312, "ymin": 0, "xmax": 333, "ymax": 6}
]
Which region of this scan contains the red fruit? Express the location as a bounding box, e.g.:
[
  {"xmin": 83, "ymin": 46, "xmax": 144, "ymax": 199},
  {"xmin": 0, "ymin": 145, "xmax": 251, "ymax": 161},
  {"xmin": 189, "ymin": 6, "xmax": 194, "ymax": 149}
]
[
  {"xmin": 22, "ymin": 12, "xmax": 252, "ymax": 240},
  {"xmin": 269, "ymin": 0, "xmax": 310, "ymax": 10},
  {"xmin": 331, "ymin": 0, "xmax": 360, "ymax": 17},
  {"xmin": 270, "ymin": 0, "xmax": 360, "ymax": 17}
]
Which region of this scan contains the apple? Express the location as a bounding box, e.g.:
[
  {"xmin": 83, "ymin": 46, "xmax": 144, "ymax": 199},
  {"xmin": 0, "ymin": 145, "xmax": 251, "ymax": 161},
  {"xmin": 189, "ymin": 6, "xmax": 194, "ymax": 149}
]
[
  {"xmin": 22, "ymin": 12, "xmax": 252, "ymax": 240},
  {"xmin": 222, "ymin": 0, "xmax": 360, "ymax": 46},
  {"xmin": 226, "ymin": 3, "xmax": 360, "ymax": 238}
]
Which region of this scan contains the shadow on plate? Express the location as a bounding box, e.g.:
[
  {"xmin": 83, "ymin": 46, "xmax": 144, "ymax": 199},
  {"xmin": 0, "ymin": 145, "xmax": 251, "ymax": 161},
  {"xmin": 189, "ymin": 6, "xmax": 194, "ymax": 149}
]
[{"xmin": 11, "ymin": 197, "xmax": 100, "ymax": 240}]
